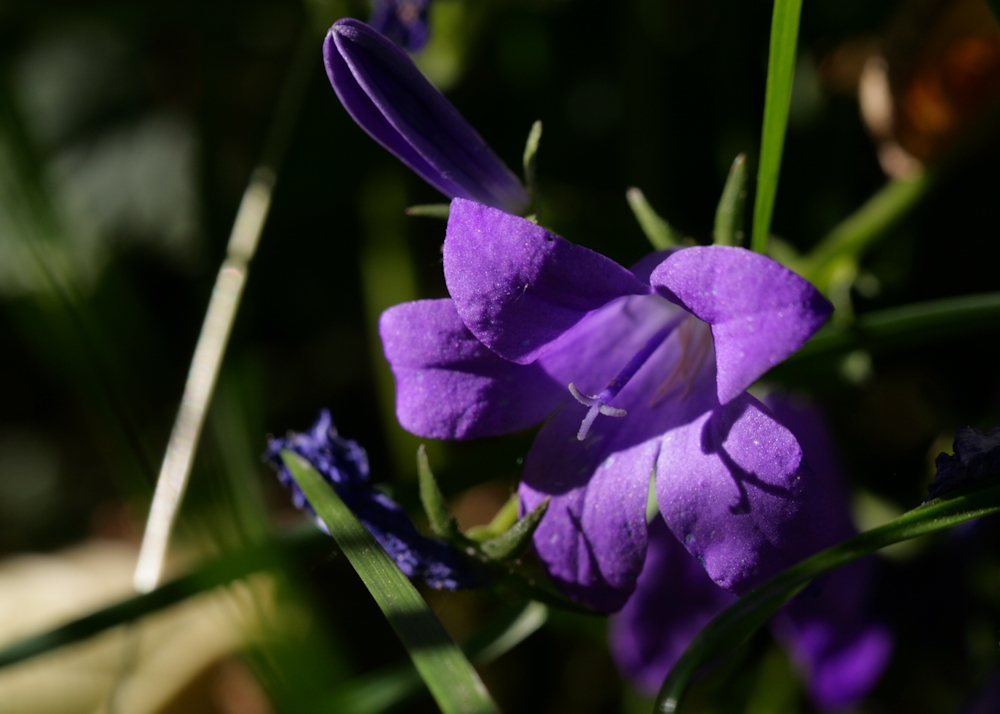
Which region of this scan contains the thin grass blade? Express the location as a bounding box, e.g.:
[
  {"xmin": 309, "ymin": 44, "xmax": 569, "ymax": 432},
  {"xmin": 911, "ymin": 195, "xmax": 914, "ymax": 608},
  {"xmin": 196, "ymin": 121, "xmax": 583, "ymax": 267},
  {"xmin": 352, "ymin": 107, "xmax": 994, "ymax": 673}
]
[
  {"xmin": 281, "ymin": 452, "xmax": 500, "ymax": 714},
  {"xmin": 751, "ymin": 0, "xmax": 803, "ymax": 254},
  {"xmin": 654, "ymin": 480, "xmax": 1000, "ymax": 713}
]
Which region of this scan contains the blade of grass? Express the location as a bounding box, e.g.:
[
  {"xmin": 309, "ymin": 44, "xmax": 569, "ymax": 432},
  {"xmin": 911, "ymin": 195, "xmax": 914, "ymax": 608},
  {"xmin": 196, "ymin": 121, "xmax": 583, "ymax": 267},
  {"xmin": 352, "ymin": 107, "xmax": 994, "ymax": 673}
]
[
  {"xmin": 282, "ymin": 452, "xmax": 500, "ymax": 714},
  {"xmin": 654, "ymin": 479, "xmax": 1000, "ymax": 713},
  {"xmin": 132, "ymin": 27, "xmax": 316, "ymax": 593},
  {"xmin": 751, "ymin": 0, "xmax": 803, "ymax": 254},
  {"xmin": 0, "ymin": 524, "xmax": 328, "ymax": 670},
  {"xmin": 325, "ymin": 602, "xmax": 547, "ymax": 714}
]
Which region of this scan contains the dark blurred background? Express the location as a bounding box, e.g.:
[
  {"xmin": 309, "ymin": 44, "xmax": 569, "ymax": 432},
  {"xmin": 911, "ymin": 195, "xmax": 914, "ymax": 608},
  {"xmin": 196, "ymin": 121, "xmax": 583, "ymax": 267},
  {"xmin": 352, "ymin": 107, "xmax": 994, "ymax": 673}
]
[{"xmin": 1, "ymin": 0, "xmax": 999, "ymax": 712}]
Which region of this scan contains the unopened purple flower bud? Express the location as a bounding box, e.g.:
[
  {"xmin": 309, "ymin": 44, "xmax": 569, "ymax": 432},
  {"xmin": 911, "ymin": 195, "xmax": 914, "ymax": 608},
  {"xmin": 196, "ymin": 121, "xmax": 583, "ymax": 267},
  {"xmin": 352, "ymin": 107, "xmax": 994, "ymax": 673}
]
[
  {"xmin": 324, "ymin": 19, "xmax": 530, "ymax": 214},
  {"xmin": 370, "ymin": 0, "xmax": 431, "ymax": 52}
]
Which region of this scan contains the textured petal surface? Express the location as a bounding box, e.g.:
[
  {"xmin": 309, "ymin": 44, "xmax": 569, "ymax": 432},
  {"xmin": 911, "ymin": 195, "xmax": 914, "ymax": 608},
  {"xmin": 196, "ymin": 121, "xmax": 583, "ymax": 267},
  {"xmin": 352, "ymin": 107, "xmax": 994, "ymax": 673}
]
[
  {"xmin": 445, "ymin": 200, "xmax": 649, "ymax": 365},
  {"xmin": 380, "ymin": 299, "xmax": 566, "ymax": 439},
  {"xmin": 608, "ymin": 518, "xmax": 736, "ymax": 694},
  {"xmin": 657, "ymin": 390, "xmax": 840, "ymax": 594},
  {"xmin": 325, "ymin": 20, "xmax": 528, "ymax": 213},
  {"xmin": 651, "ymin": 246, "xmax": 832, "ymax": 404},
  {"xmin": 520, "ymin": 297, "xmax": 707, "ymax": 612}
]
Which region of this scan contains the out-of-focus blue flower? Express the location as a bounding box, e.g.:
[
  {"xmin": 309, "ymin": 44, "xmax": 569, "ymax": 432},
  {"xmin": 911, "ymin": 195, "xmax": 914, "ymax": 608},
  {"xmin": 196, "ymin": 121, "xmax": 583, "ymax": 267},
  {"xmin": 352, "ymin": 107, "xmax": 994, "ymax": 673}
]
[
  {"xmin": 928, "ymin": 425, "xmax": 1000, "ymax": 500},
  {"xmin": 380, "ymin": 199, "xmax": 834, "ymax": 612},
  {"xmin": 370, "ymin": 0, "xmax": 431, "ymax": 52},
  {"xmin": 324, "ymin": 19, "xmax": 530, "ymax": 215},
  {"xmin": 609, "ymin": 396, "xmax": 893, "ymax": 711},
  {"xmin": 264, "ymin": 410, "xmax": 480, "ymax": 590}
]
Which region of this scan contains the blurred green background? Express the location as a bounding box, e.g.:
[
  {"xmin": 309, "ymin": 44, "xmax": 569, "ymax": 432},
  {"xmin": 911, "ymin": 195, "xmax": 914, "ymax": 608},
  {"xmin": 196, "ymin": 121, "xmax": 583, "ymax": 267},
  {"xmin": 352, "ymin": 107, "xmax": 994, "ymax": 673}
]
[{"xmin": 1, "ymin": 0, "xmax": 999, "ymax": 712}]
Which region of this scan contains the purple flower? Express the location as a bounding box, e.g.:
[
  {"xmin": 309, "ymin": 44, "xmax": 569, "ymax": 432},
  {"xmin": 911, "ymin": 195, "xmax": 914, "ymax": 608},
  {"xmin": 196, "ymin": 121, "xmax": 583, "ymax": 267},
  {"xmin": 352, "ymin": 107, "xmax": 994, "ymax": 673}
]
[
  {"xmin": 379, "ymin": 198, "xmax": 834, "ymax": 611},
  {"xmin": 927, "ymin": 425, "xmax": 1000, "ymax": 500},
  {"xmin": 369, "ymin": 0, "xmax": 431, "ymax": 52},
  {"xmin": 264, "ymin": 410, "xmax": 480, "ymax": 590},
  {"xmin": 324, "ymin": 19, "xmax": 530, "ymax": 214},
  {"xmin": 610, "ymin": 396, "xmax": 893, "ymax": 710}
]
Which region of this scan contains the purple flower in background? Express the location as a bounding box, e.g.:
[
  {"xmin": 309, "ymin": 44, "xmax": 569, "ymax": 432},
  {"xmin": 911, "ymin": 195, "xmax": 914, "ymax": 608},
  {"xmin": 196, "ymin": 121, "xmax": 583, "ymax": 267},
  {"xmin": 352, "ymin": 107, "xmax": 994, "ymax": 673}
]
[
  {"xmin": 370, "ymin": 0, "xmax": 431, "ymax": 52},
  {"xmin": 610, "ymin": 396, "xmax": 893, "ymax": 710},
  {"xmin": 264, "ymin": 410, "xmax": 480, "ymax": 590},
  {"xmin": 379, "ymin": 198, "xmax": 834, "ymax": 611},
  {"xmin": 324, "ymin": 19, "xmax": 530, "ymax": 214},
  {"xmin": 927, "ymin": 425, "xmax": 1000, "ymax": 500}
]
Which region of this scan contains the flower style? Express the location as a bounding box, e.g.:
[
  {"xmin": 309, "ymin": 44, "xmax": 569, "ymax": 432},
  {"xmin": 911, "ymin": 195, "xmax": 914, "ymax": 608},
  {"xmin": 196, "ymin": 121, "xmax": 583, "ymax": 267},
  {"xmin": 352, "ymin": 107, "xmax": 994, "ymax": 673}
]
[
  {"xmin": 369, "ymin": 0, "xmax": 431, "ymax": 52},
  {"xmin": 264, "ymin": 409, "xmax": 480, "ymax": 590},
  {"xmin": 609, "ymin": 396, "xmax": 893, "ymax": 710},
  {"xmin": 324, "ymin": 19, "xmax": 530, "ymax": 214},
  {"xmin": 379, "ymin": 198, "xmax": 835, "ymax": 611}
]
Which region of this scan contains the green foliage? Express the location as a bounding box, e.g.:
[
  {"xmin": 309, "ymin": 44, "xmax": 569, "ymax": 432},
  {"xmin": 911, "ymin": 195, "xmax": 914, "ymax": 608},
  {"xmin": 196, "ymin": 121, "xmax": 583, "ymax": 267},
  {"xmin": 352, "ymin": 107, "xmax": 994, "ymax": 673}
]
[{"xmin": 751, "ymin": 0, "xmax": 803, "ymax": 254}]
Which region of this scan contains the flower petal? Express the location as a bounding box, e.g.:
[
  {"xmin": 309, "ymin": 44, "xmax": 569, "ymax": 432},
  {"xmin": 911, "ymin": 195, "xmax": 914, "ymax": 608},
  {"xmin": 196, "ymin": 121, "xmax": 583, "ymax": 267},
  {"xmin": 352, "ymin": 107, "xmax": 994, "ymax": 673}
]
[
  {"xmin": 445, "ymin": 199, "xmax": 649, "ymax": 365},
  {"xmin": 325, "ymin": 20, "xmax": 529, "ymax": 214},
  {"xmin": 520, "ymin": 305, "xmax": 705, "ymax": 612},
  {"xmin": 657, "ymin": 390, "xmax": 841, "ymax": 594},
  {"xmin": 650, "ymin": 246, "xmax": 832, "ymax": 404},
  {"xmin": 609, "ymin": 518, "xmax": 736, "ymax": 695},
  {"xmin": 369, "ymin": 0, "xmax": 430, "ymax": 52},
  {"xmin": 772, "ymin": 560, "xmax": 893, "ymax": 710},
  {"xmin": 380, "ymin": 299, "xmax": 566, "ymax": 439}
]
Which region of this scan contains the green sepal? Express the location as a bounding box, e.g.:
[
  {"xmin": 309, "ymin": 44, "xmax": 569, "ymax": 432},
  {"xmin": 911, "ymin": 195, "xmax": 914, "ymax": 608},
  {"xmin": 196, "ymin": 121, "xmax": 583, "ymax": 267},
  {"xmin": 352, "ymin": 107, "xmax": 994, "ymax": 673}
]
[
  {"xmin": 522, "ymin": 120, "xmax": 543, "ymax": 214},
  {"xmin": 416, "ymin": 445, "xmax": 462, "ymax": 542},
  {"xmin": 480, "ymin": 498, "xmax": 549, "ymax": 562},
  {"xmin": 713, "ymin": 154, "xmax": 748, "ymax": 246},
  {"xmin": 405, "ymin": 203, "xmax": 450, "ymax": 218},
  {"xmin": 466, "ymin": 493, "xmax": 520, "ymax": 542},
  {"xmin": 626, "ymin": 187, "xmax": 679, "ymax": 250}
]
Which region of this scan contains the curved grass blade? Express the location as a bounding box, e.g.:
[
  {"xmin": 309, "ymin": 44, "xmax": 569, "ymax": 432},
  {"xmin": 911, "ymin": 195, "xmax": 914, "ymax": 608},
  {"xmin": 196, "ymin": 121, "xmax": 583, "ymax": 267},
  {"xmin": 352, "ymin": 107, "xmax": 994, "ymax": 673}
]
[
  {"xmin": 281, "ymin": 452, "xmax": 500, "ymax": 714},
  {"xmin": 783, "ymin": 291, "xmax": 1000, "ymax": 364},
  {"xmin": 0, "ymin": 524, "xmax": 328, "ymax": 669},
  {"xmin": 751, "ymin": 0, "xmax": 803, "ymax": 254},
  {"xmin": 326, "ymin": 602, "xmax": 547, "ymax": 714},
  {"xmin": 654, "ymin": 479, "xmax": 1000, "ymax": 713},
  {"xmin": 626, "ymin": 187, "xmax": 679, "ymax": 250}
]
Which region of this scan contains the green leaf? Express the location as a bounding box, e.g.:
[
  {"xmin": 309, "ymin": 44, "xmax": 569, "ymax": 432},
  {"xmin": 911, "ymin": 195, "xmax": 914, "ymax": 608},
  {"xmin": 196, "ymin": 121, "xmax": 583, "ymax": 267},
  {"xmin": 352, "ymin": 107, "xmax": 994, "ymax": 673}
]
[
  {"xmin": 405, "ymin": 203, "xmax": 451, "ymax": 219},
  {"xmin": 480, "ymin": 498, "xmax": 549, "ymax": 562},
  {"xmin": 523, "ymin": 119, "xmax": 543, "ymax": 213},
  {"xmin": 713, "ymin": 154, "xmax": 748, "ymax": 246},
  {"xmin": 417, "ymin": 445, "xmax": 462, "ymax": 541},
  {"xmin": 654, "ymin": 479, "xmax": 1000, "ymax": 713},
  {"xmin": 626, "ymin": 187, "xmax": 680, "ymax": 250},
  {"xmin": 281, "ymin": 451, "xmax": 500, "ymax": 714},
  {"xmin": 751, "ymin": 0, "xmax": 803, "ymax": 254},
  {"xmin": 325, "ymin": 602, "xmax": 548, "ymax": 714}
]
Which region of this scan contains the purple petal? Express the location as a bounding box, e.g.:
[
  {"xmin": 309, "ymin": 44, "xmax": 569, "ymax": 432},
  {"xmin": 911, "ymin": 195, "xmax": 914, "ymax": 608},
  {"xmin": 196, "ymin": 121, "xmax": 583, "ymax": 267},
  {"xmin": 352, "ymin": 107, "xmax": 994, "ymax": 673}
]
[
  {"xmin": 369, "ymin": 0, "xmax": 431, "ymax": 52},
  {"xmin": 444, "ymin": 199, "xmax": 649, "ymax": 365},
  {"xmin": 380, "ymin": 299, "xmax": 567, "ymax": 439},
  {"xmin": 324, "ymin": 20, "xmax": 529, "ymax": 214},
  {"xmin": 650, "ymin": 246, "xmax": 832, "ymax": 404},
  {"xmin": 657, "ymin": 390, "xmax": 841, "ymax": 594},
  {"xmin": 609, "ymin": 518, "xmax": 736, "ymax": 695},
  {"xmin": 772, "ymin": 560, "xmax": 893, "ymax": 710},
  {"xmin": 520, "ymin": 298, "xmax": 707, "ymax": 611}
]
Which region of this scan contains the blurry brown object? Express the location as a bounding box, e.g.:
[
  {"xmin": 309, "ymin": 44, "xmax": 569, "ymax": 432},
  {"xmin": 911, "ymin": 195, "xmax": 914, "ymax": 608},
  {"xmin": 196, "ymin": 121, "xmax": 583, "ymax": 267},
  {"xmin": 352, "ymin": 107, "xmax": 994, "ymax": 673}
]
[{"xmin": 860, "ymin": 0, "xmax": 1000, "ymax": 176}]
